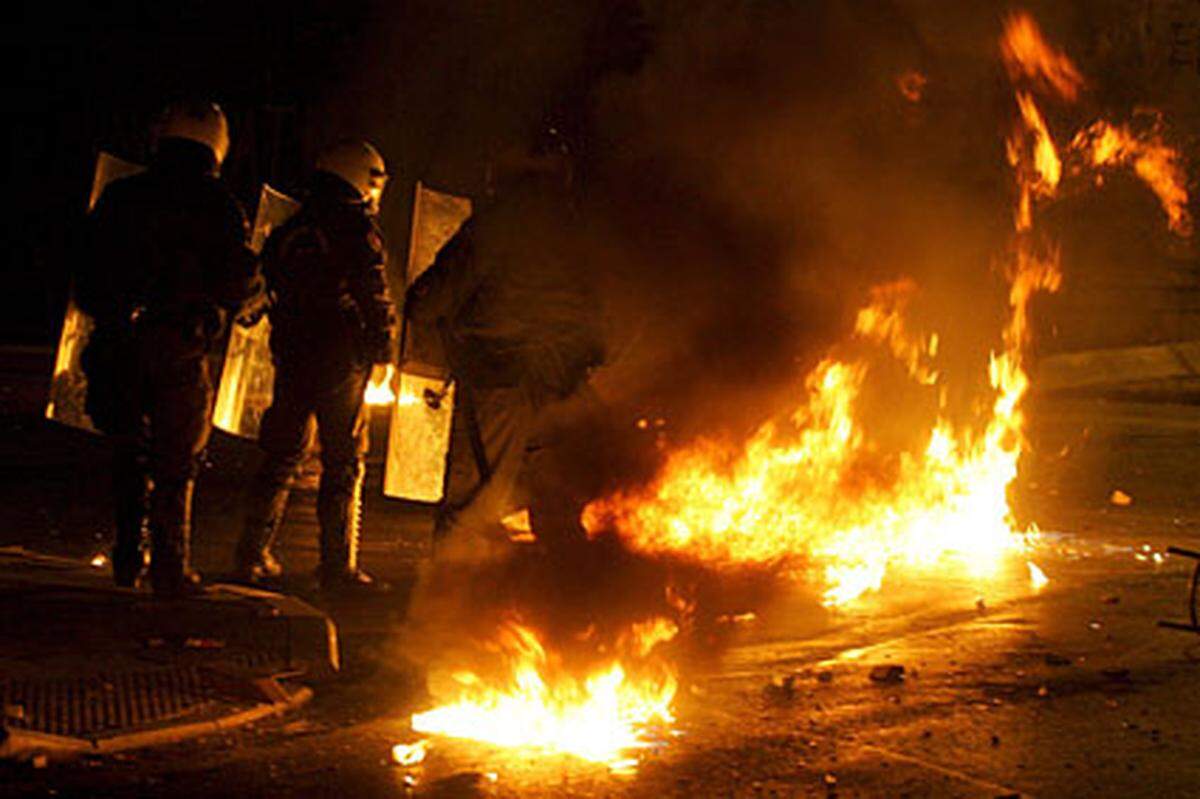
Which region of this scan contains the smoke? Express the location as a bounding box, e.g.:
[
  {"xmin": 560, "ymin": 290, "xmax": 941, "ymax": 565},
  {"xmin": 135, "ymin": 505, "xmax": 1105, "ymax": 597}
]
[{"xmin": 378, "ymin": 0, "xmax": 1197, "ymax": 670}]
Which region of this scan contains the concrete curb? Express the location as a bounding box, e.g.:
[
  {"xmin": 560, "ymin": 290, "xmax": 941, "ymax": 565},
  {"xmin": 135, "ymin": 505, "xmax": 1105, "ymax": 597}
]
[{"xmin": 1035, "ymin": 340, "xmax": 1200, "ymax": 391}]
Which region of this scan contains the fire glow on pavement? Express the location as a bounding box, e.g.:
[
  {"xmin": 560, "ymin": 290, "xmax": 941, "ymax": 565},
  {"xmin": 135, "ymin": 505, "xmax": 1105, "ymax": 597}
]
[{"xmin": 402, "ymin": 9, "xmax": 1191, "ymax": 772}]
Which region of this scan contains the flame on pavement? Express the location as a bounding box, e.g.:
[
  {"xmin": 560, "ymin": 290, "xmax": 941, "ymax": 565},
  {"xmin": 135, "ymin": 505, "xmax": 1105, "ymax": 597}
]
[
  {"xmin": 582, "ymin": 10, "xmax": 1189, "ymax": 607},
  {"xmin": 410, "ymin": 618, "xmax": 678, "ymax": 767}
]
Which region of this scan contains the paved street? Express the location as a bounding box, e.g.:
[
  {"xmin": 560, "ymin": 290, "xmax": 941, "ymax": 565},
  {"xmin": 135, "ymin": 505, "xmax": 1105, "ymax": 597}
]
[{"xmin": 4, "ymin": 351, "xmax": 1200, "ymax": 798}]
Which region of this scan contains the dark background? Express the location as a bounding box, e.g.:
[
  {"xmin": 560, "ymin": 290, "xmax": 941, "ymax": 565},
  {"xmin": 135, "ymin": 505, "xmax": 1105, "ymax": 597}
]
[{"xmin": 6, "ymin": 1, "xmax": 1199, "ymax": 446}]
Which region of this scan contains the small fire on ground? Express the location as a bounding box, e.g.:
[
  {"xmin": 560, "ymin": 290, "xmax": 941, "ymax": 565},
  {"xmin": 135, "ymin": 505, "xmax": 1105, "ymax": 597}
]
[{"xmin": 408, "ymin": 618, "xmax": 678, "ymax": 768}]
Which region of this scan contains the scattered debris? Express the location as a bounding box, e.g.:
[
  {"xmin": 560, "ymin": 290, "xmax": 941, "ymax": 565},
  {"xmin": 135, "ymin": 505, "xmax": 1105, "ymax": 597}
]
[
  {"xmin": 763, "ymin": 675, "xmax": 798, "ymax": 703},
  {"xmin": 1110, "ymin": 490, "xmax": 1133, "ymax": 506},
  {"xmin": 1087, "ymin": 620, "xmax": 1103, "ymax": 631},
  {"xmin": 391, "ymin": 739, "xmax": 429, "ymax": 767},
  {"xmin": 427, "ymin": 772, "xmax": 488, "ymax": 797},
  {"xmin": 816, "ymin": 670, "xmax": 834, "ymax": 684},
  {"xmin": 869, "ymin": 665, "xmax": 905, "ymax": 684},
  {"xmin": 183, "ymin": 638, "xmax": 225, "ymax": 649},
  {"xmin": 1037, "ymin": 685, "xmax": 1049, "ymax": 698}
]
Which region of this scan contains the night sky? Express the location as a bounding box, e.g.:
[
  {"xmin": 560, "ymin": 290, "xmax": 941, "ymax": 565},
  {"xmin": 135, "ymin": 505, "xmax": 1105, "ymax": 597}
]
[{"xmin": 9, "ymin": 0, "xmax": 381, "ymax": 344}]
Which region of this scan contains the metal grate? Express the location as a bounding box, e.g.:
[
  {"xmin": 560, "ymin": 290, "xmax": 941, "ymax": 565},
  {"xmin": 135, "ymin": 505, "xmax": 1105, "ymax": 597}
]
[{"xmin": 1, "ymin": 664, "xmax": 252, "ymax": 739}]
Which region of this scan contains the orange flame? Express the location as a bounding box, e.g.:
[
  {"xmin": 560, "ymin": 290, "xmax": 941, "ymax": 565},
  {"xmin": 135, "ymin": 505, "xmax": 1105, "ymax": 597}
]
[
  {"xmin": 410, "ymin": 618, "xmax": 677, "ymax": 766},
  {"xmin": 1007, "ymin": 92, "xmax": 1063, "ymax": 231},
  {"xmin": 896, "ymin": 70, "xmax": 928, "ymax": 103},
  {"xmin": 1000, "ymin": 12, "xmax": 1084, "ymax": 101},
  {"xmin": 1071, "ymin": 119, "xmax": 1193, "ymax": 236},
  {"xmin": 405, "ymin": 10, "xmax": 1192, "ymax": 767},
  {"xmin": 363, "ymin": 364, "xmax": 396, "ymax": 406},
  {"xmin": 579, "ymin": 12, "xmax": 1112, "ymax": 606},
  {"xmin": 854, "ymin": 279, "xmax": 939, "ymax": 385}
]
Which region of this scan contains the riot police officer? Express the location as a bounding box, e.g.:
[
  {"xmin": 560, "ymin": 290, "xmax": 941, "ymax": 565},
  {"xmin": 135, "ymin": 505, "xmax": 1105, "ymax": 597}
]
[
  {"xmin": 77, "ymin": 101, "xmax": 263, "ymax": 596},
  {"xmin": 234, "ymin": 140, "xmax": 397, "ymax": 591},
  {"xmin": 405, "ymin": 138, "xmax": 604, "ymax": 558}
]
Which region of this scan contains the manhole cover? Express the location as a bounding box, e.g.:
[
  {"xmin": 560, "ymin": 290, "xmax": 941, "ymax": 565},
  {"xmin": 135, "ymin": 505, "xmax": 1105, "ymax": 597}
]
[{"xmin": 3, "ymin": 664, "xmax": 253, "ymax": 739}]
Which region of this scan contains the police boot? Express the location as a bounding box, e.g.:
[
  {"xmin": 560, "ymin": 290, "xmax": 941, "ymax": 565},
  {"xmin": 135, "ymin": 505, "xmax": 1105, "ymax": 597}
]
[
  {"xmin": 316, "ymin": 467, "xmax": 389, "ymax": 594},
  {"xmin": 112, "ymin": 471, "xmax": 150, "ymax": 588},
  {"xmin": 232, "ymin": 479, "xmax": 289, "ymax": 585},
  {"xmin": 148, "ymin": 478, "xmax": 204, "ymax": 597}
]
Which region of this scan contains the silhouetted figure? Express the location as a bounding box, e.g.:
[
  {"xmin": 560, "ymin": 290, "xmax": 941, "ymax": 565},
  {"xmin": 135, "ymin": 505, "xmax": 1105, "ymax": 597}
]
[
  {"xmin": 406, "ymin": 140, "xmax": 604, "ymax": 558},
  {"xmin": 77, "ymin": 101, "xmax": 262, "ymax": 596},
  {"xmin": 234, "ymin": 140, "xmax": 397, "ymax": 592}
]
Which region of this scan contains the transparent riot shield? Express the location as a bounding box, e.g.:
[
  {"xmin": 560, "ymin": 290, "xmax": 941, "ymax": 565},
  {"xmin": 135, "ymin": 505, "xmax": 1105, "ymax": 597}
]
[
  {"xmin": 212, "ymin": 185, "xmax": 300, "ymax": 438},
  {"xmin": 46, "ymin": 152, "xmax": 145, "ymax": 431},
  {"xmin": 384, "ymin": 181, "xmax": 471, "ymax": 502}
]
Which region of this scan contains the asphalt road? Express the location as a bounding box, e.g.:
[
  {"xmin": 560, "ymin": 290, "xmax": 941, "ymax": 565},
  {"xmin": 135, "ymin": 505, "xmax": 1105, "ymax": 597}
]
[{"xmin": 3, "ymin": 351, "xmax": 1200, "ymax": 798}]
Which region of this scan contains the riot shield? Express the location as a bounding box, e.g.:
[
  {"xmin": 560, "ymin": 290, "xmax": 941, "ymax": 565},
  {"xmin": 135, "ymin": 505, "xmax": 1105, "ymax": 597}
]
[
  {"xmin": 384, "ymin": 181, "xmax": 471, "ymax": 502},
  {"xmin": 212, "ymin": 185, "xmax": 300, "ymax": 438},
  {"xmin": 46, "ymin": 152, "xmax": 145, "ymax": 431}
]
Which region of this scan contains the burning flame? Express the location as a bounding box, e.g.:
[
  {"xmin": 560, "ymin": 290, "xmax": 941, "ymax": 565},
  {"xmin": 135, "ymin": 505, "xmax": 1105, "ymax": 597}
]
[
  {"xmin": 1007, "ymin": 91, "xmax": 1063, "ymax": 231},
  {"xmin": 410, "ymin": 618, "xmax": 677, "ymax": 766},
  {"xmin": 1000, "ymin": 11, "xmax": 1084, "ymax": 102},
  {"xmin": 392, "ymin": 739, "xmax": 429, "ymax": 766},
  {"xmin": 364, "ymin": 363, "xmax": 396, "ymax": 406},
  {"xmin": 582, "ymin": 11, "xmax": 1189, "ymax": 607},
  {"xmin": 404, "ymin": 10, "xmax": 1192, "ymax": 769},
  {"xmin": 1071, "ymin": 119, "xmax": 1193, "ymax": 236}
]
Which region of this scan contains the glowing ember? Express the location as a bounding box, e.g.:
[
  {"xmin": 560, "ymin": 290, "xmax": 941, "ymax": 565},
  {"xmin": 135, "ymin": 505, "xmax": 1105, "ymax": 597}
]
[
  {"xmin": 89, "ymin": 553, "xmax": 108, "ymax": 569},
  {"xmin": 364, "ymin": 364, "xmax": 396, "ymax": 406},
  {"xmin": 410, "ymin": 619, "xmax": 677, "ymax": 766},
  {"xmin": 1110, "ymin": 490, "xmax": 1133, "ymax": 507},
  {"xmin": 391, "ymin": 739, "xmax": 429, "ymax": 766},
  {"xmin": 896, "ymin": 70, "xmax": 928, "ymax": 103},
  {"xmin": 500, "ymin": 508, "xmax": 536, "ymax": 543}
]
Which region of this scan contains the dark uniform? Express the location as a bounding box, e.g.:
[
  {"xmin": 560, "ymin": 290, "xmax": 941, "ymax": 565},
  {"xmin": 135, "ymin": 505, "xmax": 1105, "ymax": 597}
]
[
  {"xmin": 406, "ymin": 172, "xmax": 604, "ymax": 550},
  {"xmin": 76, "ymin": 137, "xmax": 262, "ymax": 594},
  {"xmin": 236, "ymin": 171, "xmax": 397, "ymax": 585}
]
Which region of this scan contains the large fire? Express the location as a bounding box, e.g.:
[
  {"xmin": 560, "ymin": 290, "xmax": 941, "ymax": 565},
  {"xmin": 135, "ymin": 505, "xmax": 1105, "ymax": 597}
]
[
  {"xmin": 404, "ymin": 10, "xmax": 1191, "ymax": 766},
  {"xmin": 581, "ymin": 11, "xmax": 1190, "ymax": 606}
]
